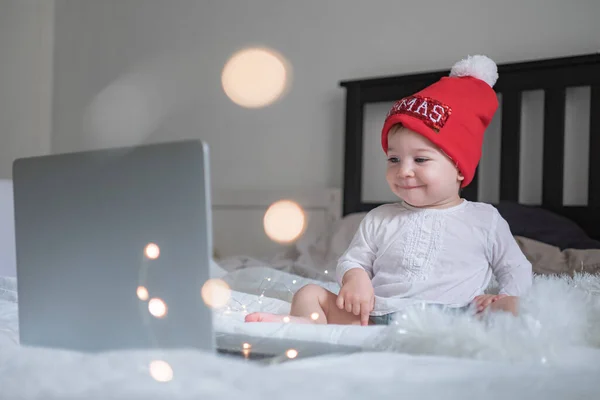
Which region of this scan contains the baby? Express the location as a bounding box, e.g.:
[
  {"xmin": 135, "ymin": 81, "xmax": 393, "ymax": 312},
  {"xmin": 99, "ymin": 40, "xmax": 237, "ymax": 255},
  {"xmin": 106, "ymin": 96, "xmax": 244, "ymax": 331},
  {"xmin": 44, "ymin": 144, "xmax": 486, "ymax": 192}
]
[{"xmin": 246, "ymin": 55, "xmax": 532, "ymax": 326}]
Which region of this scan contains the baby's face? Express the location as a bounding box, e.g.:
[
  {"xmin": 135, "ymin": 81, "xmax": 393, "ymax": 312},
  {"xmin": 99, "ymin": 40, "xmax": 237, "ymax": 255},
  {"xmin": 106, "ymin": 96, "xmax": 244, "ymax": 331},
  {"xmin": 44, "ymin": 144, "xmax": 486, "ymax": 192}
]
[{"xmin": 385, "ymin": 126, "xmax": 464, "ymax": 208}]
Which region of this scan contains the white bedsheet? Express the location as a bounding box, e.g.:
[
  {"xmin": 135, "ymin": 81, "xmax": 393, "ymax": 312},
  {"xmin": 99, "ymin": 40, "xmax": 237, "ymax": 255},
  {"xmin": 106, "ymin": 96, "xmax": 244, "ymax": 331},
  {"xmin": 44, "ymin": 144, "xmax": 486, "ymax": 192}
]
[{"xmin": 2, "ymin": 262, "xmax": 600, "ymax": 398}]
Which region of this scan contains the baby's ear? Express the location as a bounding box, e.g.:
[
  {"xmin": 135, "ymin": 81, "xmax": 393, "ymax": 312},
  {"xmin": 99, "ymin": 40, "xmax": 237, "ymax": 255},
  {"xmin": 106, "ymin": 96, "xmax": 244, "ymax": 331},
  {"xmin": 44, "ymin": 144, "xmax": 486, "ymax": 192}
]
[{"xmin": 457, "ymin": 172, "xmax": 465, "ymax": 182}]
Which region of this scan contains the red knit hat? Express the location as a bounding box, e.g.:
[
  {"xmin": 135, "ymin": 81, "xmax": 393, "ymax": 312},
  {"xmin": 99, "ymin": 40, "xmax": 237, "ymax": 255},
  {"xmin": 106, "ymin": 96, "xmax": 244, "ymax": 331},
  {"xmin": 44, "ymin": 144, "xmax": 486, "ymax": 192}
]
[{"xmin": 381, "ymin": 55, "xmax": 499, "ymax": 187}]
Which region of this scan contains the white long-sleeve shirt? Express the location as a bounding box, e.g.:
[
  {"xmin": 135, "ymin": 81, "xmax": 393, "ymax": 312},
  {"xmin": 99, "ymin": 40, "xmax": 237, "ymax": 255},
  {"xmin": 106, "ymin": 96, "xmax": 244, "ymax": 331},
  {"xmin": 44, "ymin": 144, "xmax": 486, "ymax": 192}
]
[{"xmin": 336, "ymin": 200, "xmax": 532, "ymax": 316}]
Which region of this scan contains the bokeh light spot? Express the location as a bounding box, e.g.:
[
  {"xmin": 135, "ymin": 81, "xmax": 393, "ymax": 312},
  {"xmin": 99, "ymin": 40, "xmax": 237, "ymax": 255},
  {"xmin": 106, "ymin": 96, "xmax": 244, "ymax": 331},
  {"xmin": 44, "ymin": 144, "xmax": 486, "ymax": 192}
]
[
  {"xmin": 201, "ymin": 279, "xmax": 232, "ymax": 309},
  {"xmin": 221, "ymin": 47, "xmax": 290, "ymax": 108},
  {"xmin": 136, "ymin": 286, "xmax": 149, "ymax": 301},
  {"xmin": 149, "ymin": 360, "xmax": 173, "ymax": 382},
  {"xmin": 148, "ymin": 298, "xmax": 168, "ymax": 318},
  {"xmin": 144, "ymin": 243, "xmax": 160, "ymax": 260},
  {"xmin": 286, "ymin": 349, "xmax": 298, "ymax": 359},
  {"xmin": 263, "ymin": 200, "xmax": 306, "ymax": 244}
]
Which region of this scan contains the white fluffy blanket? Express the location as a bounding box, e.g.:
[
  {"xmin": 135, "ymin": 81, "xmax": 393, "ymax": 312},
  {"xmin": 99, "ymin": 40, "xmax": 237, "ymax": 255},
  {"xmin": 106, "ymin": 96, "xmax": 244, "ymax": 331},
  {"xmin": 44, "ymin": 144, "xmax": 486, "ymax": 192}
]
[
  {"xmin": 371, "ymin": 273, "xmax": 600, "ymax": 361},
  {"xmin": 1, "ymin": 264, "xmax": 600, "ymax": 398},
  {"xmin": 216, "ymin": 266, "xmax": 600, "ymax": 364}
]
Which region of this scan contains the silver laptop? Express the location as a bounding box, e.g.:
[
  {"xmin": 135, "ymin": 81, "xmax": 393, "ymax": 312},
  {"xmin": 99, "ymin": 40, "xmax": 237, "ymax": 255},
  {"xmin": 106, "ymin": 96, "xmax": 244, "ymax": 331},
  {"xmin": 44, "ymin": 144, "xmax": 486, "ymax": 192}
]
[
  {"xmin": 13, "ymin": 140, "xmax": 361, "ymax": 359},
  {"xmin": 13, "ymin": 140, "xmax": 215, "ymax": 353}
]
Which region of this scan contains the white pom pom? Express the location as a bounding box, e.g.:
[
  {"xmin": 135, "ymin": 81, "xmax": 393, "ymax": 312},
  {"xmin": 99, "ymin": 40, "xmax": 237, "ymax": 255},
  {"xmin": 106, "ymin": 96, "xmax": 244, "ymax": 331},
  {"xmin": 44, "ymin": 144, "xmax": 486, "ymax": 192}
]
[{"xmin": 449, "ymin": 55, "xmax": 498, "ymax": 88}]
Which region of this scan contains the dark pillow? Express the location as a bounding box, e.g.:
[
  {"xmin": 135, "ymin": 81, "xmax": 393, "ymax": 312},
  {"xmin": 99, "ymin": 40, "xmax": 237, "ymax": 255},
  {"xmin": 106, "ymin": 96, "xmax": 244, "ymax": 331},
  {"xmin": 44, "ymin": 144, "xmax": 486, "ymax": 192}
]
[{"xmin": 494, "ymin": 201, "xmax": 600, "ymax": 250}]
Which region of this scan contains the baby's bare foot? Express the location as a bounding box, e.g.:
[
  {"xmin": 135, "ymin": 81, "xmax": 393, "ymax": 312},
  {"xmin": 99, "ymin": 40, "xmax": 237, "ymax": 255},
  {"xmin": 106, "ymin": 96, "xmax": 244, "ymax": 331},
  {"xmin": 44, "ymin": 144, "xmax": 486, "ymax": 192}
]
[{"xmin": 244, "ymin": 312, "xmax": 314, "ymax": 324}]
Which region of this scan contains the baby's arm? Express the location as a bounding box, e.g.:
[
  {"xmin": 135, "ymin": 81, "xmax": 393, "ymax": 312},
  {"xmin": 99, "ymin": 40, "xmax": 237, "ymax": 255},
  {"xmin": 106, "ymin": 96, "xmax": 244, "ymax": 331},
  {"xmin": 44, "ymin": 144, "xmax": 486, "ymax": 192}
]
[
  {"xmin": 335, "ymin": 213, "xmax": 378, "ymax": 325},
  {"xmin": 336, "ymin": 216, "xmax": 376, "ymax": 283},
  {"xmin": 337, "ymin": 269, "xmax": 374, "ymax": 325},
  {"xmin": 488, "ymin": 212, "xmax": 533, "ymax": 297}
]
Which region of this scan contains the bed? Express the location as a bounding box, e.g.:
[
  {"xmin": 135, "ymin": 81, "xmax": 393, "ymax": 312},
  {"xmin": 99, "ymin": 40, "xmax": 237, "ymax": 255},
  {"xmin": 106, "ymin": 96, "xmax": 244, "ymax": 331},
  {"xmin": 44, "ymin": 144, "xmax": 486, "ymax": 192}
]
[{"xmin": 2, "ymin": 53, "xmax": 600, "ymax": 398}]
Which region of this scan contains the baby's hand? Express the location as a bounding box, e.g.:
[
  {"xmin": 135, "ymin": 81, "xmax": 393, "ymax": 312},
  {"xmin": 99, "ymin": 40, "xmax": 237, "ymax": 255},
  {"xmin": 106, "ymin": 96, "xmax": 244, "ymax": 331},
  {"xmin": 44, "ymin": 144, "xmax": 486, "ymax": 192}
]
[
  {"xmin": 474, "ymin": 294, "xmax": 507, "ymax": 313},
  {"xmin": 337, "ymin": 269, "xmax": 374, "ymax": 326}
]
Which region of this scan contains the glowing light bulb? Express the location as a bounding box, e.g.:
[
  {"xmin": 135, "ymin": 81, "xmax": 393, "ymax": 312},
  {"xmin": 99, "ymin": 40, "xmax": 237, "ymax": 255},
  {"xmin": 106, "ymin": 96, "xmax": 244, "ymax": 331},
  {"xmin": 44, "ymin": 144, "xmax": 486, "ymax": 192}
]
[
  {"xmin": 144, "ymin": 243, "xmax": 160, "ymax": 259},
  {"xmin": 201, "ymin": 279, "xmax": 232, "ymax": 309},
  {"xmin": 148, "ymin": 298, "xmax": 168, "ymax": 318},
  {"xmin": 286, "ymin": 349, "xmax": 298, "ymax": 359},
  {"xmin": 136, "ymin": 286, "xmax": 149, "ymax": 301},
  {"xmin": 263, "ymin": 200, "xmax": 306, "ymax": 244},
  {"xmin": 310, "ymin": 312, "xmax": 319, "ymax": 321},
  {"xmin": 242, "ymin": 343, "xmax": 251, "ymax": 350},
  {"xmin": 221, "ymin": 47, "xmax": 291, "ymax": 108},
  {"xmin": 149, "ymin": 360, "xmax": 173, "ymax": 382}
]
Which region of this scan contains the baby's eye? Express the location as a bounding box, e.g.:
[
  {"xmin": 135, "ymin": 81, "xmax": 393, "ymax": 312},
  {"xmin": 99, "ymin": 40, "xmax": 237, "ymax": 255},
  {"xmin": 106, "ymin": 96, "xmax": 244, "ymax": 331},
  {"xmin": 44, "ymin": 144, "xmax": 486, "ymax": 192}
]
[
  {"xmin": 415, "ymin": 157, "xmax": 429, "ymax": 163},
  {"xmin": 387, "ymin": 157, "xmax": 399, "ymax": 164}
]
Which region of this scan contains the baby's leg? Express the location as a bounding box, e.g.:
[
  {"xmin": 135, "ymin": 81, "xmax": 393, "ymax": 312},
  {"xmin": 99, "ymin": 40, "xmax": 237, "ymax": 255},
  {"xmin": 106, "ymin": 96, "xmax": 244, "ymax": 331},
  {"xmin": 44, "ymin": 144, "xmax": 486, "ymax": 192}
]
[
  {"xmin": 489, "ymin": 295, "xmax": 519, "ymax": 316},
  {"xmin": 289, "ymin": 284, "xmax": 363, "ymax": 325},
  {"xmin": 245, "ymin": 284, "xmax": 362, "ymax": 325}
]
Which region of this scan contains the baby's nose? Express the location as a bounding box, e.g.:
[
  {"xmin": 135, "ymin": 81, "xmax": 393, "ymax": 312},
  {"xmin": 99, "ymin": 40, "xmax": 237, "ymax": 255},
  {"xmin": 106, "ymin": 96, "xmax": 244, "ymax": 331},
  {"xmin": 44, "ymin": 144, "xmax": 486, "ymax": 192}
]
[{"xmin": 397, "ymin": 164, "xmax": 414, "ymax": 177}]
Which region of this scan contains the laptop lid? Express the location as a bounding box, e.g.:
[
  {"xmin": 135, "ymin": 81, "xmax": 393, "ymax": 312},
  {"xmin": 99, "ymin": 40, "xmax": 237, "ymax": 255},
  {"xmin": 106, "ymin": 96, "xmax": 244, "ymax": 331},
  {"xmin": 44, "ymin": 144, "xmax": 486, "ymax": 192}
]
[{"xmin": 13, "ymin": 140, "xmax": 214, "ymax": 353}]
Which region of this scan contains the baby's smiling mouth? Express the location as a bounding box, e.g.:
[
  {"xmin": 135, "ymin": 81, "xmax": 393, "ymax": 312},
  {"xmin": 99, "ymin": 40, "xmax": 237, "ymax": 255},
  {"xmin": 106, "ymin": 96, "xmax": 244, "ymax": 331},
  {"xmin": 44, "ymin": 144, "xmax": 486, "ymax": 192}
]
[{"xmin": 397, "ymin": 184, "xmax": 424, "ymax": 190}]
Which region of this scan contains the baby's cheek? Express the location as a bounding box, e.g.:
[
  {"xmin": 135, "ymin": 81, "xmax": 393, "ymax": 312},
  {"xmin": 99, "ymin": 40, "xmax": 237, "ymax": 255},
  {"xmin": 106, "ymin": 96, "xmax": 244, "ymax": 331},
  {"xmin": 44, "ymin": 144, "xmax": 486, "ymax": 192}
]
[
  {"xmin": 424, "ymin": 172, "xmax": 445, "ymax": 189},
  {"xmin": 432, "ymin": 171, "xmax": 457, "ymax": 190}
]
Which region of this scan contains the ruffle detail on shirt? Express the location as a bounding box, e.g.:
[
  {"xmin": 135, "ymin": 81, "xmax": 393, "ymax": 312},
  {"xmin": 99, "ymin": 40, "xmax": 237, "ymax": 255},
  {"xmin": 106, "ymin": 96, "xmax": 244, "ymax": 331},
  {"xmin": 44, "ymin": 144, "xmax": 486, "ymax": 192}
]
[{"xmin": 399, "ymin": 212, "xmax": 446, "ymax": 282}]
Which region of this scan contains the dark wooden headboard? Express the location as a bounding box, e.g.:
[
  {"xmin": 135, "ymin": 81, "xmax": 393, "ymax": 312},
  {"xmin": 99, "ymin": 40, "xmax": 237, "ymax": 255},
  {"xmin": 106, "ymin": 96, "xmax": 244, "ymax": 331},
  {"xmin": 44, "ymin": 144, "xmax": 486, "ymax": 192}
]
[{"xmin": 339, "ymin": 53, "xmax": 600, "ymax": 240}]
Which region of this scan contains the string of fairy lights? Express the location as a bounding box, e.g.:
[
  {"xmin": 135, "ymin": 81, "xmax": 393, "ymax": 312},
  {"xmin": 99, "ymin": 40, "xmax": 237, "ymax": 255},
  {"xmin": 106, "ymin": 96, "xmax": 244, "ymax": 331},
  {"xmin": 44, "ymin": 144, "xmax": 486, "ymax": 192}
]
[
  {"xmin": 136, "ymin": 199, "xmax": 324, "ymax": 383},
  {"xmin": 105, "ymin": 45, "xmax": 326, "ymax": 382}
]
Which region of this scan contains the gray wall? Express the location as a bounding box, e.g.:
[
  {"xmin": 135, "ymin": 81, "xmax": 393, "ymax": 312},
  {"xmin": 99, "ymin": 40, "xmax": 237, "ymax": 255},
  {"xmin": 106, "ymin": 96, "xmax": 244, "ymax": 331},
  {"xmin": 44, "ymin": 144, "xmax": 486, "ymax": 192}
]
[
  {"xmin": 0, "ymin": 0, "xmax": 53, "ymax": 179},
  {"xmin": 47, "ymin": 0, "xmax": 600, "ymax": 193}
]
